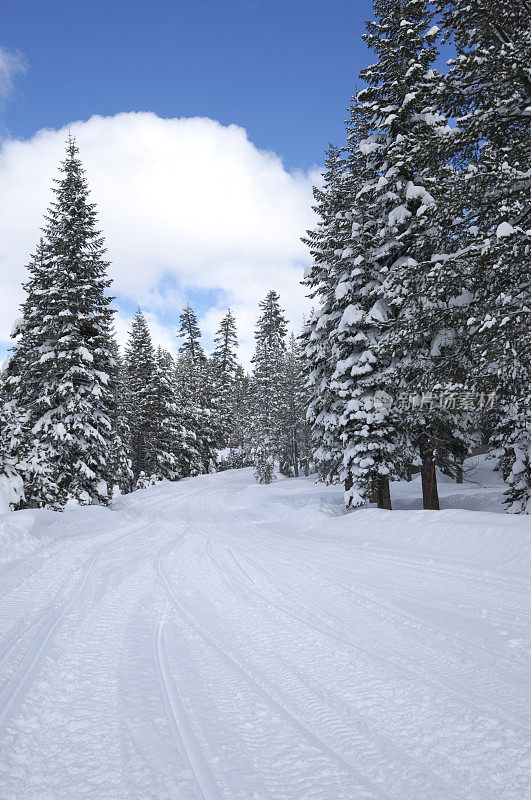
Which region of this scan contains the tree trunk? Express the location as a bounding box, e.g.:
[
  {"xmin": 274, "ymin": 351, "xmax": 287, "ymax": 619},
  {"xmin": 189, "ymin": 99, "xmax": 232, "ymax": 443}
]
[
  {"xmin": 376, "ymin": 477, "xmax": 392, "ymax": 510},
  {"xmin": 456, "ymin": 465, "xmax": 463, "ymax": 484},
  {"xmin": 420, "ymin": 448, "xmax": 440, "ymax": 510},
  {"xmin": 293, "ymin": 435, "xmax": 299, "ymax": 477},
  {"xmin": 344, "ymin": 474, "xmax": 353, "ymax": 493}
]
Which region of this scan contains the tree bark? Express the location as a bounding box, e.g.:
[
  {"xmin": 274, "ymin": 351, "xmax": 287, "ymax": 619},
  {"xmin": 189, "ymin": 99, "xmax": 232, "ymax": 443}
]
[
  {"xmin": 420, "ymin": 447, "xmax": 440, "ymax": 510},
  {"xmin": 376, "ymin": 477, "xmax": 392, "ymax": 510},
  {"xmin": 344, "ymin": 475, "xmax": 353, "ymax": 493},
  {"xmin": 456, "ymin": 465, "xmax": 463, "ymax": 484}
]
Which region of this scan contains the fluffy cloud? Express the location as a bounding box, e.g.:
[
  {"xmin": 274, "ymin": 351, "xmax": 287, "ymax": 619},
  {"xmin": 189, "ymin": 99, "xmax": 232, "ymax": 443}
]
[
  {"xmin": 0, "ymin": 112, "xmax": 319, "ymax": 366},
  {"xmin": 0, "ymin": 46, "xmax": 27, "ymax": 100}
]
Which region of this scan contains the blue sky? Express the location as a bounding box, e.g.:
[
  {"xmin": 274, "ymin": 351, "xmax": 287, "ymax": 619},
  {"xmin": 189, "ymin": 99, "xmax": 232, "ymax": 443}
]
[
  {"xmin": 1, "ymin": 0, "xmax": 446, "ymax": 367},
  {"xmin": 2, "ymin": 0, "xmax": 372, "ymax": 170}
]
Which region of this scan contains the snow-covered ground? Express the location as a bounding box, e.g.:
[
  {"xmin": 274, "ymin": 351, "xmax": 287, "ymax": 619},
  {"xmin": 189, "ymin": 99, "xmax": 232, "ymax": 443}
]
[{"xmin": 0, "ymin": 462, "xmax": 529, "ymax": 799}]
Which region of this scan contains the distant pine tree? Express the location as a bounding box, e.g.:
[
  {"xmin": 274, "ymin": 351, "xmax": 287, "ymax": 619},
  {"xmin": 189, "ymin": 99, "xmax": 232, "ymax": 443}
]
[
  {"xmin": 212, "ymin": 309, "xmax": 239, "ymax": 447},
  {"xmin": 108, "ymin": 338, "xmax": 134, "ymax": 495},
  {"xmin": 250, "ymin": 290, "xmax": 288, "ymax": 483},
  {"xmin": 280, "ymin": 334, "xmax": 309, "ymax": 477},
  {"xmin": 176, "ymin": 303, "xmax": 218, "ymax": 473},
  {"xmin": 178, "ymin": 303, "xmax": 205, "ymax": 362},
  {"xmin": 125, "ymin": 310, "xmax": 158, "ymax": 482},
  {"xmin": 152, "ymin": 347, "xmax": 182, "ymax": 481},
  {"xmin": 1, "ymin": 139, "xmax": 118, "ymax": 509}
]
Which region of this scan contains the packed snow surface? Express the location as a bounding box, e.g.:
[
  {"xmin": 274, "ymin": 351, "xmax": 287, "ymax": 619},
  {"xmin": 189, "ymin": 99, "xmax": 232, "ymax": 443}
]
[{"xmin": 0, "ymin": 466, "xmax": 529, "ymax": 799}]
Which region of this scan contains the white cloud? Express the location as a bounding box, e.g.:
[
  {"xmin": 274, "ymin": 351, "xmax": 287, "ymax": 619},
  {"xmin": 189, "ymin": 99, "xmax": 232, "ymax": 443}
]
[
  {"xmin": 0, "ymin": 46, "xmax": 27, "ymax": 100},
  {"xmin": 0, "ymin": 112, "xmax": 319, "ymax": 368}
]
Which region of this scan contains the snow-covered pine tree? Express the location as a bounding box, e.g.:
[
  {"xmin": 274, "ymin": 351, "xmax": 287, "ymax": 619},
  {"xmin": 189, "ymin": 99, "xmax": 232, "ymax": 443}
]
[
  {"xmin": 152, "ymin": 347, "xmax": 182, "ymax": 481},
  {"xmin": 124, "ymin": 310, "xmax": 158, "ymax": 482},
  {"xmin": 280, "ymin": 334, "xmax": 310, "ymax": 477},
  {"xmin": 212, "ymin": 309, "xmax": 239, "ymax": 447},
  {"xmin": 0, "ymin": 318, "xmax": 27, "ymax": 509},
  {"xmin": 356, "ymin": 0, "xmax": 475, "ymax": 509},
  {"xmin": 227, "ymin": 364, "xmax": 253, "ymax": 467},
  {"xmin": 107, "ymin": 338, "xmax": 134, "ymax": 495},
  {"xmin": 178, "ymin": 303, "xmax": 205, "ymax": 361},
  {"xmin": 2, "ymin": 140, "xmax": 118, "ymax": 509},
  {"xmin": 434, "ymin": 0, "xmax": 531, "ymax": 513},
  {"xmin": 301, "ymin": 145, "xmax": 352, "ymax": 487},
  {"xmin": 324, "ymin": 96, "xmax": 403, "ymax": 510},
  {"xmin": 173, "ymin": 353, "xmax": 204, "ymax": 478},
  {"xmin": 250, "ymin": 290, "xmax": 288, "ymax": 483},
  {"xmin": 177, "ymin": 303, "xmax": 218, "ymax": 473}
]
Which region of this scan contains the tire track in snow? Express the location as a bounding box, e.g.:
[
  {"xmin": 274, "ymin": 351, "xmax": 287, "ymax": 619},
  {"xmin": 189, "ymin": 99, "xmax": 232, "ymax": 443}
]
[
  {"xmin": 153, "ymin": 615, "xmax": 223, "ymax": 800},
  {"xmin": 0, "ymin": 518, "xmax": 156, "ymax": 732},
  {"xmin": 224, "ymin": 541, "xmax": 528, "ymax": 730},
  {"xmin": 0, "ymin": 549, "xmax": 100, "ymax": 730},
  {"xmin": 156, "ymin": 539, "xmax": 395, "ymax": 800}
]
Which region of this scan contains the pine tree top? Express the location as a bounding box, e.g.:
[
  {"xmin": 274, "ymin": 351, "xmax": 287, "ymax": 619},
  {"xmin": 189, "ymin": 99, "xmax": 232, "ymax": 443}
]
[{"xmin": 178, "ymin": 303, "xmax": 205, "ymax": 361}]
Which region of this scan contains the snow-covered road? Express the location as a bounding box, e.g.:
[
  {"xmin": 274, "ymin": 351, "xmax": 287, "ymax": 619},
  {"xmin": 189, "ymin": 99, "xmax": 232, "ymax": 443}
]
[{"xmin": 0, "ymin": 469, "xmax": 529, "ymax": 799}]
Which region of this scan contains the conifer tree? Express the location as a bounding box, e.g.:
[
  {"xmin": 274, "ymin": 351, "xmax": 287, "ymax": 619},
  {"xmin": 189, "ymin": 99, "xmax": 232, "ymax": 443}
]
[
  {"xmin": 212, "ymin": 309, "xmax": 239, "ymax": 446},
  {"xmin": 178, "ymin": 303, "xmax": 205, "ymax": 362},
  {"xmin": 176, "ymin": 303, "xmax": 218, "ymax": 473},
  {"xmin": 280, "ymin": 334, "xmax": 309, "ymax": 477},
  {"xmin": 173, "ymin": 353, "xmax": 204, "ymax": 478},
  {"xmin": 0, "ymin": 320, "xmax": 26, "ymax": 508},
  {"xmin": 125, "ymin": 310, "xmax": 157, "ymax": 482},
  {"xmin": 355, "ymin": 0, "xmax": 475, "ymax": 508},
  {"xmin": 433, "ymin": 0, "xmax": 531, "ymax": 512},
  {"xmin": 152, "ymin": 347, "xmax": 182, "ymax": 480},
  {"xmin": 301, "ymin": 146, "xmax": 351, "ymax": 486},
  {"xmin": 1, "ymin": 140, "xmax": 118, "ymax": 509},
  {"xmin": 250, "ymin": 290, "xmax": 288, "ymax": 483},
  {"xmin": 108, "ymin": 338, "xmax": 134, "ymax": 494},
  {"xmin": 227, "ymin": 365, "xmax": 253, "ymax": 467}
]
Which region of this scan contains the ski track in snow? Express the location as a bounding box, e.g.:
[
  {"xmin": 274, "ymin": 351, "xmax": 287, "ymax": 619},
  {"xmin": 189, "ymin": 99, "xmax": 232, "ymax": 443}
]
[{"xmin": 0, "ymin": 469, "xmax": 529, "ymax": 799}]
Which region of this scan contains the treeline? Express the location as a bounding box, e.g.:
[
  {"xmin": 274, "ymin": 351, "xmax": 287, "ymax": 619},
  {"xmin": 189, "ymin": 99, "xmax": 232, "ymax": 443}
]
[
  {"xmin": 0, "ymin": 138, "xmax": 309, "ymax": 509},
  {"xmin": 302, "ymin": 0, "xmax": 530, "ymax": 513}
]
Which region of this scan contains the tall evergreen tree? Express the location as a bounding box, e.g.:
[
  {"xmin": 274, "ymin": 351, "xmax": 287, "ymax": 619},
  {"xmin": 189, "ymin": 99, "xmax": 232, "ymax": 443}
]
[
  {"xmin": 212, "ymin": 309, "xmax": 239, "ymax": 446},
  {"xmin": 433, "ymin": 0, "xmax": 531, "ymax": 512},
  {"xmin": 280, "ymin": 334, "xmax": 309, "ymax": 477},
  {"xmin": 355, "ymin": 0, "xmax": 475, "ymax": 509},
  {"xmin": 152, "ymin": 347, "xmax": 182, "ymax": 481},
  {"xmin": 0, "ymin": 139, "xmax": 118, "ymax": 509},
  {"xmin": 227, "ymin": 364, "xmax": 253, "ymax": 467},
  {"xmin": 178, "ymin": 303, "xmax": 205, "ymax": 361},
  {"xmin": 125, "ymin": 310, "xmax": 157, "ymax": 482},
  {"xmin": 328, "ymin": 97, "xmax": 403, "ymax": 509},
  {"xmin": 250, "ymin": 290, "xmax": 288, "ymax": 483},
  {"xmin": 176, "ymin": 303, "xmax": 218, "ymax": 473},
  {"xmin": 301, "ymin": 146, "xmax": 351, "ymax": 487},
  {"xmin": 107, "ymin": 338, "xmax": 134, "ymax": 494}
]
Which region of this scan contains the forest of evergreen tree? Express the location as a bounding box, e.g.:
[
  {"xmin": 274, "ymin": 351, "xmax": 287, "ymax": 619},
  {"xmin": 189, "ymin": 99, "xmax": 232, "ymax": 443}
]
[{"xmin": 0, "ymin": 0, "xmax": 529, "ymax": 513}]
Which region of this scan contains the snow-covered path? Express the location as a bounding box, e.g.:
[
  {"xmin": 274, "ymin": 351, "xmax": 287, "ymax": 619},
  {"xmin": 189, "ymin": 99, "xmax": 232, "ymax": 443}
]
[{"xmin": 0, "ymin": 469, "xmax": 529, "ymax": 799}]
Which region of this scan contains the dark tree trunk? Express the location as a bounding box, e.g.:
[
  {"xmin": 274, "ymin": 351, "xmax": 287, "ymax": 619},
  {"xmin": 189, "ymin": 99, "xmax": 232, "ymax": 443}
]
[
  {"xmin": 344, "ymin": 474, "xmax": 353, "ymax": 493},
  {"xmin": 376, "ymin": 477, "xmax": 392, "ymax": 510},
  {"xmin": 420, "ymin": 447, "xmax": 440, "ymax": 510},
  {"xmin": 456, "ymin": 465, "xmax": 463, "ymax": 484},
  {"xmin": 293, "ymin": 435, "xmax": 299, "ymax": 477}
]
